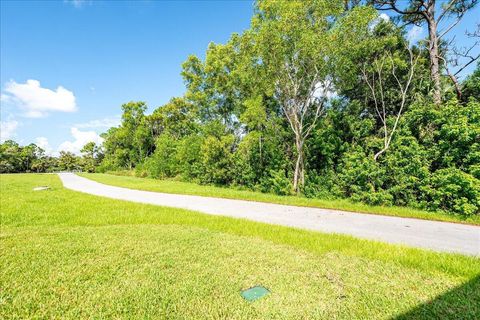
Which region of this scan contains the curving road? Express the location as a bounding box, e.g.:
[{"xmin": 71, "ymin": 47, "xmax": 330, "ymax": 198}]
[{"xmin": 58, "ymin": 173, "xmax": 480, "ymax": 256}]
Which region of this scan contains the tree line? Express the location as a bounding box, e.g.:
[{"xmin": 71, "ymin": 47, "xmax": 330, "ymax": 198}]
[
  {"xmin": 0, "ymin": 141, "xmax": 103, "ymax": 173},
  {"xmin": 2, "ymin": 0, "xmax": 479, "ymax": 216}
]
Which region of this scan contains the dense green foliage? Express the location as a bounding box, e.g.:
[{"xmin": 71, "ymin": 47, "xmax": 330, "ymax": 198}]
[
  {"xmin": 2, "ymin": 2, "xmax": 478, "ymax": 217},
  {"xmin": 2, "ymin": 174, "xmax": 480, "ymax": 318},
  {"xmin": 96, "ymin": 2, "xmax": 479, "ymax": 217}
]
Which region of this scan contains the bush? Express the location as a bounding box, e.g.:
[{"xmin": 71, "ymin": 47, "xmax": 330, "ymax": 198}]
[
  {"xmin": 232, "ymin": 132, "xmax": 263, "ymax": 188},
  {"xmin": 406, "ymin": 98, "xmax": 480, "ymax": 173},
  {"xmin": 201, "ymin": 135, "xmax": 235, "ymax": 185},
  {"xmin": 259, "ymin": 169, "xmax": 292, "ymax": 195},
  {"xmin": 176, "ymin": 135, "xmax": 204, "ymax": 181},
  {"xmin": 337, "ymin": 147, "xmax": 392, "ymax": 206},
  {"xmin": 138, "ymin": 135, "xmax": 178, "ymax": 179},
  {"xmin": 303, "ymin": 171, "xmax": 339, "ymax": 199},
  {"xmin": 423, "ymin": 168, "xmax": 480, "ymax": 216},
  {"xmin": 382, "ymin": 135, "xmax": 430, "ymax": 207}
]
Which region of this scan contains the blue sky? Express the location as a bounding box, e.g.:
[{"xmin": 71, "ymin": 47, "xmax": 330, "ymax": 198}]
[
  {"xmin": 1, "ymin": 0, "xmax": 254, "ymax": 153},
  {"xmin": 0, "ymin": 0, "xmax": 478, "ymax": 154}
]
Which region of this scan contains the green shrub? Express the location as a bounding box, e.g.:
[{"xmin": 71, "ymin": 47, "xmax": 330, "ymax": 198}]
[
  {"xmin": 201, "ymin": 135, "xmax": 235, "ymax": 185},
  {"xmin": 232, "ymin": 132, "xmax": 263, "ymax": 188},
  {"xmin": 424, "ymin": 168, "xmax": 480, "ymax": 216},
  {"xmin": 176, "ymin": 135, "xmax": 204, "ymax": 181},
  {"xmin": 259, "ymin": 169, "xmax": 292, "ymax": 195},
  {"xmin": 138, "ymin": 135, "xmax": 179, "ymax": 179},
  {"xmin": 406, "ymin": 98, "xmax": 480, "ymax": 173},
  {"xmin": 338, "ymin": 147, "xmax": 392, "ymax": 206},
  {"xmin": 303, "ymin": 171, "xmax": 339, "ymax": 199},
  {"xmin": 382, "ymin": 135, "xmax": 430, "ymax": 207}
]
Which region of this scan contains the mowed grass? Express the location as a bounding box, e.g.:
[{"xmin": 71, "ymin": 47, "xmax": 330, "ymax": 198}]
[
  {"xmin": 80, "ymin": 172, "xmax": 480, "ymax": 225},
  {"xmin": 1, "ymin": 174, "xmax": 479, "ymax": 319}
]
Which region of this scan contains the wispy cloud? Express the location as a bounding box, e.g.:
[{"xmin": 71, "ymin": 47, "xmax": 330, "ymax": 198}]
[
  {"xmin": 370, "ymin": 13, "xmax": 391, "ymax": 30},
  {"xmin": 0, "ymin": 119, "xmax": 19, "ymax": 142},
  {"xmin": 2, "ymin": 79, "xmax": 77, "ymax": 118},
  {"xmin": 379, "ymin": 13, "xmax": 390, "ymax": 22},
  {"xmin": 35, "ymin": 137, "xmax": 54, "ymax": 155},
  {"xmin": 75, "ymin": 115, "xmax": 121, "ymax": 129},
  {"xmin": 58, "ymin": 127, "xmax": 104, "ymax": 154},
  {"xmin": 64, "ymin": 0, "xmax": 92, "ymax": 9},
  {"xmin": 407, "ymin": 25, "xmax": 425, "ymax": 43}
]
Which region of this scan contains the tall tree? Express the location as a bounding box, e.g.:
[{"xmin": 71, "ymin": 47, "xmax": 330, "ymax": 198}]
[
  {"xmin": 181, "ymin": 34, "xmax": 251, "ymax": 133},
  {"xmin": 373, "ymin": 0, "xmax": 478, "ymax": 105},
  {"xmin": 147, "ymin": 97, "xmax": 198, "ymax": 140},
  {"xmin": 250, "ymin": 0, "xmax": 342, "ymax": 193}
]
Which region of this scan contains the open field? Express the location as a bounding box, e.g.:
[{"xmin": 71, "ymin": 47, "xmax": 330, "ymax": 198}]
[
  {"xmin": 1, "ymin": 173, "xmax": 479, "ymax": 319},
  {"xmin": 80, "ymin": 173, "xmax": 480, "ymax": 225}
]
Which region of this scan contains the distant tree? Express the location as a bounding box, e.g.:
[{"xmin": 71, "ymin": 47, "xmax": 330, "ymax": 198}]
[
  {"xmin": 121, "ymin": 101, "xmax": 153, "ymax": 166},
  {"xmin": 58, "ymin": 151, "xmax": 81, "ymax": 171},
  {"xmin": 101, "ymin": 101, "xmax": 154, "ymax": 170},
  {"xmin": 80, "ymin": 142, "xmax": 103, "ymax": 172},
  {"xmin": 19, "ymin": 143, "xmax": 41, "ymax": 172},
  {"xmin": 31, "ymin": 155, "xmax": 57, "ymax": 173},
  {"xmin": 0, "ymin": 140, "xmax": 21, "ymax": 173}
]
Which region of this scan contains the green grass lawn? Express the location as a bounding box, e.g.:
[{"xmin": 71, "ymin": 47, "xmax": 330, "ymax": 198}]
[
  {"xmin": 1, "ymin": 174, "xmax": 479, "ymax": 319},
  {"xmin": 79, "ymin": 172, "xmax": 480, "ymax": 225}
]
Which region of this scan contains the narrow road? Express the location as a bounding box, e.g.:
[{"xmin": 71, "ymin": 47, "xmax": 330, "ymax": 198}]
[{"xmin": 58, "ymin": 173, "xmax": 480, "ymax": 256}]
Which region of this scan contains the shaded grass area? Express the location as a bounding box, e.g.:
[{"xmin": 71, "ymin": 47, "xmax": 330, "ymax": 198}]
[
  {"xmin": 80, "ymin": 173, "xmax": 480, "ymax": 225},
  {"xmin": 394, "ymin": 275, "xmax": 480, "ymax": 320},
  {"xmin": 1, "ymin": 174, "xmax": 479, "ymax": 319}
]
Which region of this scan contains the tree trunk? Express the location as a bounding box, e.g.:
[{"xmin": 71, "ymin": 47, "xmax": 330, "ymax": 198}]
[
  {"xmin": 448, "ymin": 73, "xmax": 462, "ymax": 101},
  {"xmin": 293, "ymin": 133, "xmax": 304, "ymax": 194},
  {"xmin": 427, "ymin": 10, "xmax": 442, "ymax": 105}
]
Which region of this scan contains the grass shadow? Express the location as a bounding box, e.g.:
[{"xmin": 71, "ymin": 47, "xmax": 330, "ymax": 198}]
[{"xmin": 393, "ymin": 275, "xmax": 480, "ymax": 319}]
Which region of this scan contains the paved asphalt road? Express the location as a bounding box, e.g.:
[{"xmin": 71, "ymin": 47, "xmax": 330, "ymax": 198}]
[{"xmin": 59, "ymin": 173, "xmax": 480, "ymax": 256}]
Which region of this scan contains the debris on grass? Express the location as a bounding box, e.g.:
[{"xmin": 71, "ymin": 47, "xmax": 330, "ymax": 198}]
[{"xmin": 33, "ymin": 186, "xmax": 50, "ymax": 191}]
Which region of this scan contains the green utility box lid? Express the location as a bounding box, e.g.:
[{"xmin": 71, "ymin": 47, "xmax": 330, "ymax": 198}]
[{"xmin": 241, "ymin": 286, "xmax": 270, "ymax": 302}]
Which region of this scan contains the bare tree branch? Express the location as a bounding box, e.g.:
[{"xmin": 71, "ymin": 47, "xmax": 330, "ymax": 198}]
[
  {"xmin": 361, "ymin": 45, "xmax": 419, "ymax": 161},
  {"xmin": 438, "ymin": 16, "xmax": 463, "ymax": 39},
  {"xmin": 372, "ymin": 0, "xmax": 477, "ymax": 105}
]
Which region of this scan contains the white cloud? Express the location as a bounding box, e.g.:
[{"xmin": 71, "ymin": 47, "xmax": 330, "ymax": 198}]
[
  {"xmin": 2, "ymin": 79, "xmax": 77, "ymax": 118},
  {"xmin": 379, "ymin": 13, "xmax": 390, "ymax": 22},
  {"xmin": 0, "ymin": 93, "xmax": 11, "ymax": 103},
  {"xmin": 58, "ymin": 127, "xmax": 104, "ymax": 155},
  {"xmin": 75, "ymin": 115, "xmax": 121, "ymax": 129},
  {"xmin": 0, "ymin": 119, "xmax": 19, "ymax": 142},
  {"xmin": 35, "ymin": 137, "xmax": 54, "ymax": 155},
  {"xmin": 370, "ymin": 13, "xmax": 391, "ymax": 30},
  {"xmin": 407, "ymin": 25, "xmax": 424, "ymax": 43},
  {"xmin": 65, "ymin": 0, "xmax": 91, "ymax": 8}
]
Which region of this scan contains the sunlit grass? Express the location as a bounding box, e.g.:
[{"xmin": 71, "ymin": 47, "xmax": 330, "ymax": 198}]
[
  {"xmin": 80, "ymin": 172, "xmax": 480, "ymax": 225},
  {"xmin": 1, "ymin": 174, "xmax": 479, "ymax": 319}
]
